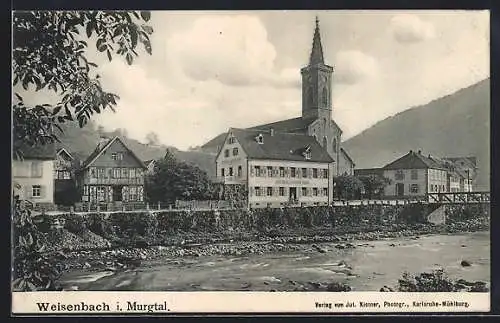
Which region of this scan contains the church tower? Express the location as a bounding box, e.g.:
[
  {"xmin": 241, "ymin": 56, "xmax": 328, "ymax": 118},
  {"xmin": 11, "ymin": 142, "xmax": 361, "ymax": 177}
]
[{"xmin": 301, "ymin": 17, "xmax": 334, "ymax": 121}]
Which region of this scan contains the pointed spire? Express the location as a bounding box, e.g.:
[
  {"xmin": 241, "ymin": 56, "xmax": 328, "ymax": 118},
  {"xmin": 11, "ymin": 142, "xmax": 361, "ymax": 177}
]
[{"xmin": 309, "ymin": 16, "xmax": 324, "ymax": 65}]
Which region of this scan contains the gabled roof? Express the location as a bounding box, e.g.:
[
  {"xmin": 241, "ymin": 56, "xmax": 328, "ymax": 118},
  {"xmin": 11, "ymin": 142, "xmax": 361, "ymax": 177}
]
[
  {"xmin": 340, "ymin": 147, "xmax": 355, "ymax": 166},
  {"xmin": 80, "ymin": 136, "xmax": 147, "ymax": 169},
  {"xmin": 443, "ymin": 156, "xmax": 477, "ymax": 169},
  {"xmin": 383, "ymin": 151, "xmax": 448, "ymax": 170},
  {"xmin": 143, "ymin": 159, "xmax": 155, "ymax": 167},
  {"xmin": 223, "ymin": 128, "xmax": 334, "ymax": 163},
  {"xmin": 13, "ymin": 141, "xmax": 56, "ymax": 160},
  {"xmin": 56, "ymin": 147, "xmax": 74, "ymax": 160}
]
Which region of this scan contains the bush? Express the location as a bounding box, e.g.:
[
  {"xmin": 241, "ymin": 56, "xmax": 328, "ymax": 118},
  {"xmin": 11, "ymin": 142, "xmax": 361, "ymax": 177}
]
[
  {"xmin": 64, "ymin": 214, "xmax": 88, "ymax": 234},
  {"xmin": 397, "ymin": 269, "xmax": 489, "ymax": 292}
]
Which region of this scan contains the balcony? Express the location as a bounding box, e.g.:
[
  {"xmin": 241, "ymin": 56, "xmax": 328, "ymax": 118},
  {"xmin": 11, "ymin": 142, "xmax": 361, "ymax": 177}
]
[{"xmin": 82, "ymin": 177, "xmax": 144, "ymax": 185}]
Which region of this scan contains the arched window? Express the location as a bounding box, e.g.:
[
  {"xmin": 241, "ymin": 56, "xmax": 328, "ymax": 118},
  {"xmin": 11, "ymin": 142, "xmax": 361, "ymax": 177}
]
[
  {"xmin": 332, "ymin": 138, "xmax": 337, "ymax": 153},
  {"xmin": 322, "ymin": 87, "xmax": 328, "ymax": 106},
  {"xmin": 323, "ymin": 136, "xmax": 327, "ymax": 148},
  {"xmin": 308, "ymin": 86, "xmax": 314, "ymax": 106}
]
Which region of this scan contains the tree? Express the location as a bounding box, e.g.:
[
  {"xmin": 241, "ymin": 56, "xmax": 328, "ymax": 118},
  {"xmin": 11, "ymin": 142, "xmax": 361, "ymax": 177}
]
[
  {"xmin": 12, "ymin": 10, "xmax": 154, "ymax": 291},
  {"xmin": 334, "ymin": 175, "xmax": 364, "ymax": 200},
  {"xmin": 358, "ymin": 174, "xmax": 391, "ymax": 199},
  {"xmin": 145, "ymin": 131, "xmax": 160, "ymax": 146},
  {"xmin": 144, "ymin": 149, "xmax": 214, "ymax": 204},
  {"xmin": 13, "ymin": 10, "xmax": 154, "ymax": 156}
]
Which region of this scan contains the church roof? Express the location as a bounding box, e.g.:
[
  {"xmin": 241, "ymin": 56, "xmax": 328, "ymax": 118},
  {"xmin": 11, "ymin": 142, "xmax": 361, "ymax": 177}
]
[
  {"xmin": 309, "ymin": 16, "xmax": 325, "ymax": 65},
  {"xmin": 227, "ymin": 128, "xmax": 334, "ymax": 163},
  {"xmin": 248, "ymin": 116, "xmax": 316, "ymax": 133}
]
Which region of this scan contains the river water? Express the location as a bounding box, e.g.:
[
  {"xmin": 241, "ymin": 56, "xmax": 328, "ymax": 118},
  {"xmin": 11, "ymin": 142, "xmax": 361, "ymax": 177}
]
[{"xmin": 60, "ymin": 231, "xmax": 490, "ymax": 291}]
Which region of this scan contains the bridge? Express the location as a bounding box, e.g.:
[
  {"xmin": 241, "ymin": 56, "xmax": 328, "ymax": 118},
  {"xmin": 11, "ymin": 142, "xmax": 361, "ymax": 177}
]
[{"xmin": 331, "ymin": 191, "xmax": 490, "ymax": 207}]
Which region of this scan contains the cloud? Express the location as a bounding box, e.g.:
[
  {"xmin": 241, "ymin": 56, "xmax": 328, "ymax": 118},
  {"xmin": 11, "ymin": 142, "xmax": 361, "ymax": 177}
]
[
  {"xmin": 390, "ymin": 14, "xmax": 436, "ymax": 43},
  {"xmin": 169, "ymin": 15, "xmax": 298, "ymax": 88},
  {"xmin": 334, "ymin": 50, "xmax": 379, "ymax": 84}
]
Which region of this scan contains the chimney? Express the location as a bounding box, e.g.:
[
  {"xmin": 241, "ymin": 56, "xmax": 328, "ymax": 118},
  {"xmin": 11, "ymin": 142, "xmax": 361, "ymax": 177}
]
[{"xmin": 270, "ymin": 128, "xmax": 275, "ymax": 136}]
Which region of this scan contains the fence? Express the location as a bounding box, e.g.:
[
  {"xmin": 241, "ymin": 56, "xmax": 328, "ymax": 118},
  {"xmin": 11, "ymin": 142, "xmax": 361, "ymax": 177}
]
[{"xmin": 175, "ymin": 200, "xmax": 232, "ymax": 210}]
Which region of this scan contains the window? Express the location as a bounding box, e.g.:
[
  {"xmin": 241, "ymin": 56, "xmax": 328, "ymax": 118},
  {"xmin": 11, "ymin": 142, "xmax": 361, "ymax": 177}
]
[
  {"xmin": 302, "ymin": 187, "xmax": 308, "ymax": 196},
  {"xmin": 322, "ymin": 87, "xmax": 328, "ymax": 106},
  {"xmin": 233, "ymin": 148, "xmax": 239, "ymax": 156},
  {"xmin": 255, "ymin": 187, "xmax": 261, "ymax": 196},
  {"xmin": 31, "ymin": 162, "xmax": 43, "ymax": 177},
  {"xmin": 228, "ymin": 137, "xmax": 236, "ymax": 144},
  {"xmin": 237, "ymin": 166, "xmax": 242, "ymax": 177},
  {"xmin": 129, "ymin": 186, "xmax": 138, "ymax": 201},
  {"xmin": 113, "ymin": 168, "xmax": 120, "ymax": 178},
  {"xmin": 224, "ymin": 149, "xmax": 229, "ymax": 158},
  {"xmin": 332, "ymin": 138, "xmax": 337, "ymax": 152},
  {"xmin": 221, "ymin": 168, "xmax": 225, "ymax": 177},
  {"xmin": 122, "ymin": 168, "xmax": 129, "ymax": 178},
  {"xmin": 279, "ymin": 187, "xmax": 285, "ymax": 196},
  {"xmin": 323, "ymin": 169, "xmax": 329, "ymax": 178},
  {"xmin": 279, "ymin": 167, "xmax": 285, "ymax": 177},
  {"xmin": 129, "ymin": 168, "xmax": 136, "ymax": 178},
  {"xmin": 98, "ymin": 167, "xmax": 105, "ymax": 179},
  {"xmin": 291, "ymin": 167, "xmax": 296, "ymax": 178},
  {"xmin": 267, "ymin": 166, "xmax": 273, "ymax": 177},
  {"xmin": 117, "ymin": 153, "xmax": 123, "ymax": 160},
  {"xmin": 395, "ymin": 170, "xmax": 405, "ymax": 180},
  {"xmin": 255, "ymin": 166, "xmax": 261, "ymax": 177},
  {"xmin": 304, "ymin": 151, "xmax": 311, "ymax": 160},
  {"xmin": 313, "ymin": 188, "xmax": 318, "ymax": 196},
  {"xmin": 267, "ymin": 187, "xmax": 273, "ymax": 196},
  {"xmin": 301, "ymin": 168, "xmax": 307, "ymax": 178},
  {"xmin": 323, "ymin": 188, "xmax": 328, "ymax": 196},
  {"xmin": 111, "ymin": 153, "xmax": 117, "ymax": 160},
  {"xmin": 32, "ymin": 185, "xmax": 41, "ymax": 198},
  {"xmin": 90, "ymin": 167, "xmax": 97, "ymax": 178},
  {"xmin": 229, "ymin": 167, "xmax": 233, "ymax": 176},
  {"xmin": 313, "ymin": 168, "xmax": 318, "ymax": 178},
  {"xmin": 257, "ymin": 134, "xmax": 264, "ymax": 144},
  {"xmin": 411, "ymin": 170, "xmax": 418, "ymax": 180},
  {"xmin": 410, "ymin": 184, "xmax": 419, "ymax": 194}
]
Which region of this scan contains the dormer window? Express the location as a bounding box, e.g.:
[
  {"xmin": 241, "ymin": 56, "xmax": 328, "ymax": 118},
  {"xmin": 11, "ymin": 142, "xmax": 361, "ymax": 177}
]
[
  {"xmin": 256, "ymin": 134, "xmax": 264, "ymax": 144},
  {"xmin": 302, "ymin": 146, "xmax": 312, "ymax": 160}
]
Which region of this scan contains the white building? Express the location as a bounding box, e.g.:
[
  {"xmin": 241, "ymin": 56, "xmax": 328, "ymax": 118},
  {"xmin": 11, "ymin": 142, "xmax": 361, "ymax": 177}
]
[
  {"xmin": 215, "ymin": 128, "xmax": 334, "ymax": 208},
  {"xmin": 12, "ymin": 143, "xmax": 56, "ymax": 205}
]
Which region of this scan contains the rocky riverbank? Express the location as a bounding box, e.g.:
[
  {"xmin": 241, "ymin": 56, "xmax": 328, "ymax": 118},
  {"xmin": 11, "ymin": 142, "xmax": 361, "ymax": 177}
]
[{"xmin": 49, "ymin": 218, "xmax": 489, "ymax": 274}]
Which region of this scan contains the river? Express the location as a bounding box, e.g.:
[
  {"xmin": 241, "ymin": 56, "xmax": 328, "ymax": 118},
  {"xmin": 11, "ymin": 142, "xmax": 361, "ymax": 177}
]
[{"xmin": 59, "ymin": 231, "xmax": 490, "ymax": 291}]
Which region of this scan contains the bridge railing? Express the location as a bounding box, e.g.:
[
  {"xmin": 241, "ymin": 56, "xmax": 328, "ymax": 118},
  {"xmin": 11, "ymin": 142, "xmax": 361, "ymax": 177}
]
[{"xmin": 426, "ymin": 191, "xmax": 490, "ymax": 204}]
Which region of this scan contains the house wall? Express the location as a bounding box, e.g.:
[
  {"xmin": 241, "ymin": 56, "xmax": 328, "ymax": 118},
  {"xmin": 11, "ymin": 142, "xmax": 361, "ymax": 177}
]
[
  {"xmin": 427, "ymin": 168, "xmax": 448, "ymax": 193},
  {"xmin": 383, "ymin": 168, "xmax": 428, "ymax": 197},
  {"xmin": 338, "ymin": 151, "xmax": 355, "ymax": 176},
  {"xmin": 215, "ymin": 134, "xmax": 248, "ymax": 184},
  {"xmin": 12, "ymin": 159, "xmax": 54, "ymax": 204},
  {"xmin": 247, "ymin": 159, "xmax": 333, "ymax": 208}
]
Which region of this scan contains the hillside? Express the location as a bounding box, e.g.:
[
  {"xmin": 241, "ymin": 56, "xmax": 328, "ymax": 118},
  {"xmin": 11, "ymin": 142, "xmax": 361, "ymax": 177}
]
[
  {"xmin": 55, "ymin": 122, "xmax": 216, "ymax": 177},
  {"xmin": 343, "ymin": 78, "xmax": 490, "ymax": 190}
]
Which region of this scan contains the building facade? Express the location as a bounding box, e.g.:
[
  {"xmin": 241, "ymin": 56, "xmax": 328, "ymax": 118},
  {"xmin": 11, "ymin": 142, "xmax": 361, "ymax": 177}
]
[
  {"xmin": 76, "ymin": 137, "xmax": 147, "ymax": 204},
  {"xmin": 202, "ymin": 17, "xmax": 354, "ymax": 176},
  {"xmin": 381, "ymin": 150, "xmax": 472, "ymax": 198},
  {"xmin": 12, "ymin": 143, "xmax": 56, "ymax": 205},
  {"xmin": 216, "ymin": 128, "xmax": 334, "ymax": 208}
]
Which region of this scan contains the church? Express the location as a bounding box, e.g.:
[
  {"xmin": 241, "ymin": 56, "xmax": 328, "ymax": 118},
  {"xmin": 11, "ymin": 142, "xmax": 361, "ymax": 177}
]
[{"xmin": 204, "ymin": 17, "xmax": 355, "ymax": 177}]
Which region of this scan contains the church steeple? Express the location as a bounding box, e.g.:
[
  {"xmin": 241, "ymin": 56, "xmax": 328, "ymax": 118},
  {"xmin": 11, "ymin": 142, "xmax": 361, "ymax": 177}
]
[
  {"xmin": 301, "ymin": 16, "xmax": 333, "ymax": 121},
  {"xmin": 309, "ymin": 16, "xmax": 324, "ymax": 65}
]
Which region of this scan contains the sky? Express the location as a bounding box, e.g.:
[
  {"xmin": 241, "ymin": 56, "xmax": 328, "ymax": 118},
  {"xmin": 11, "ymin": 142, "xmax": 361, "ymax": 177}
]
[{"xmin": 17, "ymin": 10, "xmax": 490, "ymax": 150}]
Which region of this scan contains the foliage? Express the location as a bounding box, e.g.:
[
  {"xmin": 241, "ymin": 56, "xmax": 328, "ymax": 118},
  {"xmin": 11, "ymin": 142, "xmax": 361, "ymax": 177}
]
[
  {"xmin": 357, "ymin": 174, "xmax": 391, "ymax": 199},
  {"xmin": 334, "ymin": 175, "xmax": 364, "ymax": 200},
  {"xmin": 398, "ymin": 269, "xmax": 456, "ymax": 292},
  {"xmin": 144, "ymin": 149, "xmax": 214, "ymax": 204},
  {"xmin": 145, "ymin": 131, "xmax": 160, "ymax": 146},
  {"xmin": 12, "ymin": 197, "xmax": 61, "ymax": 291},
  {"xmin": 64, "ymin": 214, "xmax": 88, "ymax": 234},
  {"xmin": 12, "ymin": 10, "xmax": 153, "ymax": 156}
]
